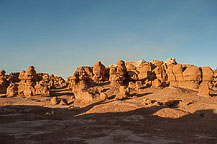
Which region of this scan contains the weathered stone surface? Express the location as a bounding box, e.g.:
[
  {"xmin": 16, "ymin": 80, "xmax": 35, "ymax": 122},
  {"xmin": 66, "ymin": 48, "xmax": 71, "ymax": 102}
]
[
  {"xmin": 135, "ymin": 81, "xmax": 143, "ymax": 90},
  {"xmin": 126, "ymin": 64, "xmax": 139, "ymax": 81},
  {"xmin": 198, "ymin": 82, "xmax": 210, "ymax": 97},
  {"xmin": 152, "ymin": 79, "xmax": 161, "ymax": 88},
  {"xmin": 128, "ymin": 81, "xmax": 136, "ymax": 89},
  {"xmin": 16, "ymin": 66, "xmax": 51, "ymax": 97},
  {"xmin": 50, "ymin": 97, "xmax": 59, "ymax": 105},
  {"xmin": 115, "ymin": 86, "xmax": 130, "ymax": 100},
  {"xmin": 109, "ymin": 60, "xmax": 127, "ymax": 86},
  {"xmin": 73, "ymin": 89, "xmax": 94, "ymax": 105},
  {"xmin": 126, "ymin": 60, "xmax": 146, "ymax": 67},
  {"xmin": 100, "ymin": 92, "xmax": 108, "ymax": 101},
  {"xmin": 153, "ymin": 65, "xmax": 167, "ymax": 82},
  {"xmin": 201, "ymin": 67, "xmax": 214, "ymax": 82},
  {"xmin": 183, "ymin": 65, "xmax": 201, "ymax": 81},
  {"xmin": 35, "ymin": 82, "xmax": 50, "ymax": 95},
  {"xmin": 181, "ymin": 65, "xmax": 202, "ymax": 90},
  {"xmin": 164, "ymin": 58, "xmax": 177, "ymax": 65},
  {"xmin": 93, "ymin": 61, "xmax": 106, "ymax": 82},
  {"xmin": 166, "ymin": 64, "xmax": 184, "ymax": 87},
  {"xmin": 136, "ymin": 62, "xmax": 152, "ymax": 81},
  {"xmin": 6, "ymin": 83, "xmax": 18, "ymax": 97},
  {"xmin": 151, "ymin": 60, "xmax": 164, "ymax": 67}
]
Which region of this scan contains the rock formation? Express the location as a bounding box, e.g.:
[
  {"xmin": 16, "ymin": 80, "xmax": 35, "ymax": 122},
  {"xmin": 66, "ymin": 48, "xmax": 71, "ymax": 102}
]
[
  {"xmin": 18, "ymin": 66, "xmax": 37, "ymax": 97},
  {"xmin": 93, "ymin": 61, "xmax": 106, "ymax": 83},
  {"xmin": 198, "ymin": 82, "xmax": 210, "ymax": 97},
  {"xmin": 182, "ymin": 65, "xmax": 202, "ymax": 90},
  {"xmin": 109, "ymin": 60, "xmax": 127, "ymax": 86},
  {"xmin": 6, "ymin": 83, "xmax": 18, "ymax": 97},
  {"xmin": 0, "ymin": 70, "xmax": 8, "ymax": 94},
  {"xmin": 6, "ymin": 66, "xmax": 51, "ymax": 97},
  {"xmin": 164, "ymin": 58, "xmax": 177, "ymax": 65},
  {"xmin": 115, "ymin": 86, "xmax": 130, "ymax": 100}
]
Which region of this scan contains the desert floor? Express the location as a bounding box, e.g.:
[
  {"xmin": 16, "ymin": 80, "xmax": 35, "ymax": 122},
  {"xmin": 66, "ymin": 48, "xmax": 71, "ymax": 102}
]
[{"xmin": 0, "ymin": 87, "xmax": 217, "ymax": 144}]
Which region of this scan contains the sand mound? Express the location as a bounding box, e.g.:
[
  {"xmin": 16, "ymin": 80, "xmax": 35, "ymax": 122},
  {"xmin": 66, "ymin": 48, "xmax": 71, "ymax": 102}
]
[
  {"xmin": 160, "ymin": 87, "xmax": 196, "ymax": 95},
  {"xmin": 153, "ymin": 108, "xmax": 189, "ymax": 119}
]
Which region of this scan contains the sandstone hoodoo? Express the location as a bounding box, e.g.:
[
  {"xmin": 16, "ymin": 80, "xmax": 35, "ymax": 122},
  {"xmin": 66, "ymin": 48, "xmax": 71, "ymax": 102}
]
[
  {"xmin": 2, "ymin": 58, "xmax": 217, "ymax": 104},
  {"xmin": 65, "ymin": 58, "xmax": 217, "ymax": 107},
  {"xmin": 93, "ymin": 61, "xmax": 106, "ymax": 83},
  {"xmin": 5, "ymin": 66, "xmax": 66, "ymax": 97}
]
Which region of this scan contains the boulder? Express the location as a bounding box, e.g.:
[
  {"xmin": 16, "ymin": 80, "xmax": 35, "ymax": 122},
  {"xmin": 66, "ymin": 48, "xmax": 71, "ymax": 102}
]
[
  {"xmin": 182, "ymin": 65, "xmax": 202, "ymax": 90},
  {"xmin": 198, "ymin": 83, "xmax": 210, "ymax": 97},
  {"xmin": 183, "ymin": 65, "xmax": 201, "ymax": 81},
  {"xmin": 73, "ymin": 89, "xmax": 94, "ymax": 106},
  {"xmin": 201, "ymin": 67, "xmax": 214, "ymax": 82}
]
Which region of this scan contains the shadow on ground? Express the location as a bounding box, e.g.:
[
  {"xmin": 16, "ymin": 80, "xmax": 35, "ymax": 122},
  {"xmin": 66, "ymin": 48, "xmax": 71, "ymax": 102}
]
[{"xmin": 0, "ymin": 101, "xmax": 217, "ymax": 144}]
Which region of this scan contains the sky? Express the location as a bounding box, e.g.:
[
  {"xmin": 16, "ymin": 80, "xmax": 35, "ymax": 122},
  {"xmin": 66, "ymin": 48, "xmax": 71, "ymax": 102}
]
[{"xmin": 0, "ymin": 0, "xmax": 217, "ymax": 79}]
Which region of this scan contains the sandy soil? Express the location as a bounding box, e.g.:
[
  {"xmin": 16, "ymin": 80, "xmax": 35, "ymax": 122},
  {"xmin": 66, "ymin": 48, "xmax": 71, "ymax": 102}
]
[{"xmin": 0, "ymin": 87, "xmax": 217, "ymax": 144}]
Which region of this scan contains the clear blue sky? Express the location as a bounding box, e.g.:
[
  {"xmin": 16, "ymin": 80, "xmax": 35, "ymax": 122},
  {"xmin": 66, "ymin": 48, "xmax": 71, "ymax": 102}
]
[{"xmin": 0, "ymin": 0, "xmax": 217, "ymax": 79}]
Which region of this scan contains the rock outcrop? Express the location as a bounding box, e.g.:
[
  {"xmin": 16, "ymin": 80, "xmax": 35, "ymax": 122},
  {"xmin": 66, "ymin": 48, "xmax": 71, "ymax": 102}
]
[
  {"xmin": 0, "ymin": 70, "xmax": 8, "ymax": 94},
  {"xmin": 6, "ymin": 66, "xmax": 51, "ymax": 97},
  {"xmin": 93, "ymin": 61, "xmax": 106, "ymax": 83},
  {"xmin": 18, "ymin": 66, "xmax": 37, "ymax": 97},
  {"xmin": 109, "ymin": 60, "xmax": 127, "ymax": 86}
]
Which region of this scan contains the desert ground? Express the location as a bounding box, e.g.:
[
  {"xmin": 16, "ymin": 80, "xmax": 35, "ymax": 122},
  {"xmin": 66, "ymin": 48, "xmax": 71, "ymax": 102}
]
[{"xmin": 0, "ymin": 86, "xmax": 217, "ymax": 144}]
